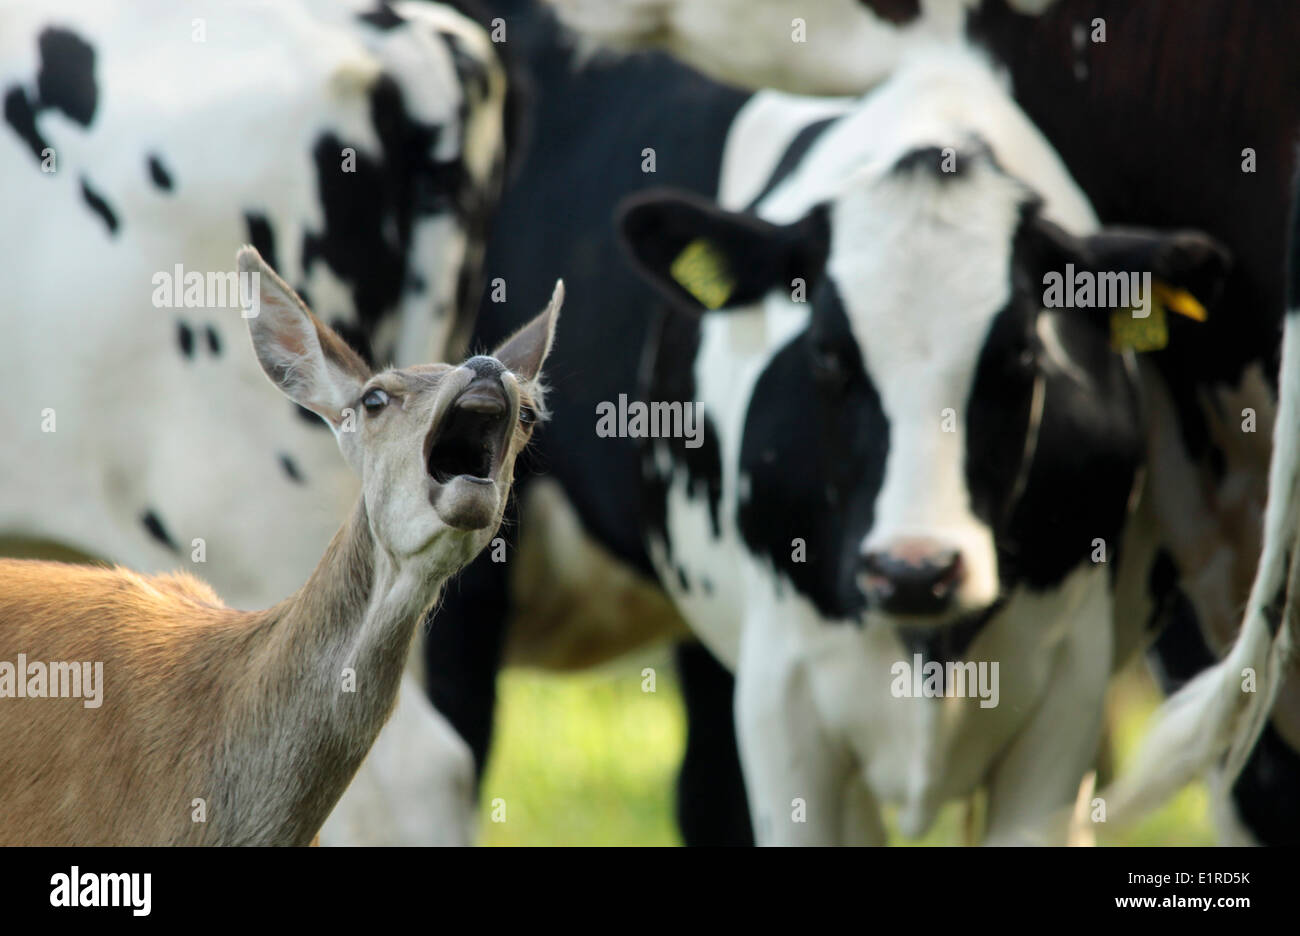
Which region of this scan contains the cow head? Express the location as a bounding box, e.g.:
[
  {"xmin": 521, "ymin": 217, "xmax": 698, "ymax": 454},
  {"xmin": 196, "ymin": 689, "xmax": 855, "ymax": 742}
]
[{"xmin": 620, "ymin": 144, "xmax": 1229, "ymax": 632}]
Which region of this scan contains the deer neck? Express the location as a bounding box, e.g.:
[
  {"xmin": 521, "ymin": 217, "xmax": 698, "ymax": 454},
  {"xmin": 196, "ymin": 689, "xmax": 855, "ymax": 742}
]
[{"xmin": 215, "ymin": 497, "xmax": 446, "ymax": 844}]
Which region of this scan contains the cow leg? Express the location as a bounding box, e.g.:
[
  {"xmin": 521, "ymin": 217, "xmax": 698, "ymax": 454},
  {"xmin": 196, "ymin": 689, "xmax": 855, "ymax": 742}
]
[
  {"xmin": 674, "ymin": 641, "xmax": 754, "ymax": 845},
  {"xmin": 841, "ymin": 773, "xmax": 888, "ymax": 845},
  {"xmin": 983, "ymin": 595, "xmax": 1111, "ymax": 845},
  {"xmin": 735, "ymin": 628, "xmax": 848, "ymax": 846}
]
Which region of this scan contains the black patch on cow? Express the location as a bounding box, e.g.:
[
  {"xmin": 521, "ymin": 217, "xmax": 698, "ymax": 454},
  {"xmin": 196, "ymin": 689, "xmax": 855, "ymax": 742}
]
[
  {"xmin": 1148, "ymin": 588, "xmax": 1216, "ymax": 696},
  {"xmin": 744, "ymin": 116, "xmax": 838, "ymax": 211},
  {"xmin": 79, "ymin": 177, "xmax": 118, "ymax": 234},
  {"xmin": 1290, "ymin": 169, "xmax": 1300, "ymax": 311},
  {"xmin": 244, "ymin": 212, "xmax": 278, "ymax": 270},
  {"xmin": 641, "ymin": 309, "xmax": 725, "ymax": 564},
  {"xmin": 329, "ymin": 317, "xmax": 374, "ymax": 367},
  {"xmin": 967, "ymin": 0, "xmax": 1292, "ymax": 396},
  {"xmin": 3, "ymin": 29, "xmax": 98, "ymax": 168},
  {"xmin": 302, "ymin": 67, "xmax": 476, "ymax": 365},
  {"xmin": 1230, "ymin": 719, "xmax": 1300, "ymax": 845},
  {"xmin": 674, "ymin": 641, "xmax": 754, "ymax": 845},
  {"xmin": 892, "ymin": 144, "xmax": 965, "ymax": 180},
  {"xmin": 971, "ymin": 210, "xmax": 1144, "ymax": 593},
  {"xmin": 965, "ymin": 299, "xmax": 1040, "ymax": 541},
  {"xmin": 897, "ymin": 603, "xmax": 1001, "ymax": 666},
  {"xmin": 147, "ymin": 154, "xmax": 174, "ymax": 191},
  {"xmin": 735, "ymin": 279, "xmax": 890, "ymax": 619},
  {"xmin": 176, "ymin": 321, "xmax": 194, "ymax": 359},
  {"xmin": 141, "ymin": 510, "xmax": 180, "ymax": 554},
  {"xmin": 860, "ymin": 0, "xmax": 921, "ymax": 25},
  {"xmin": 279, "ymin": 453, "xmax": 305, "ymax": 484},
  {"xmin": 35, "ymin": 28, "xmax": 97, "ymax": 126},
  {"xmin": 205, "ymin": 325, "xmax": 221, "ymax": 356},
  {"xmin": 3, "ymin": 86, "xmax": 47, "ymax": 161},
  {"xmin": 1144, "ymin": 548, "xmax": 1196, "ymax": 634},
  {"xmin": 358, "ymin": 1, "xmax": 404, "ymax": 30}
]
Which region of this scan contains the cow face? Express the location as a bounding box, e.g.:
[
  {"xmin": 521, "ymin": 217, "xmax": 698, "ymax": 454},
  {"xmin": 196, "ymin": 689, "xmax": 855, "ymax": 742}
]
[{"xmin": 621, "ymin": 146, "xmax": 1229, "ymax": 631}]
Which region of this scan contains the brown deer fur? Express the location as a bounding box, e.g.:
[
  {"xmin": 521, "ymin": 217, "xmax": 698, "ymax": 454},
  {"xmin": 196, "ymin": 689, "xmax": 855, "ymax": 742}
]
[{"xmin": 0, "ymin": 248, "xmax": 561, "ymax": 844}]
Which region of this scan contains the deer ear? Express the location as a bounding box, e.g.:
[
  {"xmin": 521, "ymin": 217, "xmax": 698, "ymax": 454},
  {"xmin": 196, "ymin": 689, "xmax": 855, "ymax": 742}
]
[
  {"xmin": 493, "ymin": 279, "xmax": 562, "ymax": 382},
  {"xmin": 238, "ymin": 247, "xmax": 371, "ymax": 426}
]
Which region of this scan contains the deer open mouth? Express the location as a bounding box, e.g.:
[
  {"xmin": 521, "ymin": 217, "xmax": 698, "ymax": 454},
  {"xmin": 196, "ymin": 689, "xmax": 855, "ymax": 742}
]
[{"xmin": 426, "ymin": 382, "xmax": 511, "ymax": 484}]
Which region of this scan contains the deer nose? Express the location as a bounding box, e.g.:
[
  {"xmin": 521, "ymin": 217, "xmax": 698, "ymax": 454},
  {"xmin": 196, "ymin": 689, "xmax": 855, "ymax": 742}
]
[
  {"xmin": 464, "ymin": 355, "xmax": 506, "ymax": 381},
  {"xmin": 455, "ymin": 364, "xmax": 507, "ymax": 416},
  {"xmin": 858, "ymin": 539, "xmax": 965, "ymax": 615}
]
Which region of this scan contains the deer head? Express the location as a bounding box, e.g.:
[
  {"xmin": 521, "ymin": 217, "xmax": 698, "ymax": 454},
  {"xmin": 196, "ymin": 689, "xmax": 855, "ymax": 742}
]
[{"xmin": 238, "ymin": 247, "xmax": 560, "ymax": 571}]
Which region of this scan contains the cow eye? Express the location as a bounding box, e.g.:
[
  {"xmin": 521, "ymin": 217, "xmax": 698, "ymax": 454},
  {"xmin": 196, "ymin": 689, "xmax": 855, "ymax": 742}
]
[
  {"xmin": 519, "ymin": 404, "xmax": 536, "ymax": 426},
  {"xmin": 362, "ymin": 388, "xmax": 390, "ymax": 413}
]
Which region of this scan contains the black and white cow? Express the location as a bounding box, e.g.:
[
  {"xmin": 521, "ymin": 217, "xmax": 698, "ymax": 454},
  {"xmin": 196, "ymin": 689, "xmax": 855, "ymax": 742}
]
[
  {"xmin": 427, "ymin": 0, "xmax": 1256, "ymax": 844},
  {"xmin": 533, "ymin": 0, "xmax": 1300, "ymax": 843},
  {"xmin": 0, "ymin": 0, "xmax": 511, "ymax": 845},
  {"xmin": 543, "ymin": 0, "xmax": 1057, "ymax": 95},
  {"xmin": 619, "ymin": 49, "xmax": 1236, "ymax": 844}
]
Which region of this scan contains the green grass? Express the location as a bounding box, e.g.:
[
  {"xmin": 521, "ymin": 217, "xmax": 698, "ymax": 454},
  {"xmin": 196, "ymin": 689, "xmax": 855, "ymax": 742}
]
[
  {"xmin": 479, "ymin": 651, "xmax": 1215, "ymax": 846},
  {"xmin": 478, "ymin": 650, "xmax": 685, "ymax": 846}
]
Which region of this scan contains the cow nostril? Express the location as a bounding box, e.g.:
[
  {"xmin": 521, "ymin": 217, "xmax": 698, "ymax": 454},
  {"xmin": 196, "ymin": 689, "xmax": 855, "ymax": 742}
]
[
  {"xmin": 931, "ymin": 552, "xmax": 964, "ymax": 599},
  {"xmin": 859, "ymin": 545, "xmax": 965, "ymax": 615}
]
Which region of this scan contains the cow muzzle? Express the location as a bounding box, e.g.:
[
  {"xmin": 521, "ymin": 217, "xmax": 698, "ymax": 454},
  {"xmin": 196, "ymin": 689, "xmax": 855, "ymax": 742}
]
[{"xmin": 858, "ymin": 537, "xmax": 966, "ymax": 616}]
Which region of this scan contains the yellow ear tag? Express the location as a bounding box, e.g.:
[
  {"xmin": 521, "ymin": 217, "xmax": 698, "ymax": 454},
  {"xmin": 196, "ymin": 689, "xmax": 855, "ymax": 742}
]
[
  {"xmin": 1152, "ymin": 281, "xmax": 1208, "ymax": 322},
  {"xmin": 1109, "ymin": 280, "xmax": 1208, "ymax": 352},
  {"xmin": 1110, "ymin": 292, "xmax": 1169, "ymax": 352},
  {"xmin": 669, "ymin": 238, "xmax": 735, "ymax": 310}
]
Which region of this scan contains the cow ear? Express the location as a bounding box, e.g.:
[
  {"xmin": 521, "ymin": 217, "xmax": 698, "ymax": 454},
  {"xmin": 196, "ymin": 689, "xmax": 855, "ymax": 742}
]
[
  {"xmin": 1028, "ymin": 215, "xmax": 1232, "ymax": 329},
  {"xmin": 618, "ymin": 189, "xmax": 830, "ymax": 312},
  {"xmin": 1076, "ymin": 227, "xmax": 1231, "ymax": 316},
  {"xmin": 238, "ymin": 246, "xmax": 371, "ymax": 427}
]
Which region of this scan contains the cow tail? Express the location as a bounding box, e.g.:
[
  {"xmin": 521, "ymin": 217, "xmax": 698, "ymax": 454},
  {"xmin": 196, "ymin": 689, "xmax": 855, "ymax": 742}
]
[{"xmin": 1102, "ymin": 190, "xmax": 1300, "ymax": 826}]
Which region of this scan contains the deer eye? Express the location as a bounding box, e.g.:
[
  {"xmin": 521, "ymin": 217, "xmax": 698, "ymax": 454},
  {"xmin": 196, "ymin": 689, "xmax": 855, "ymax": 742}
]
[{"xmin": 362, "ymin": 388, "xmax": 390, "ymax": 413}]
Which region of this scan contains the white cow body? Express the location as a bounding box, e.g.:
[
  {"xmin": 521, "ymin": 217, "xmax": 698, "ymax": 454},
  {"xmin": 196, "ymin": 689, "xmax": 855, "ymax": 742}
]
[{"xmin": 545, "ymin": 0, "xmax": 1059, "ymax": 95}]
